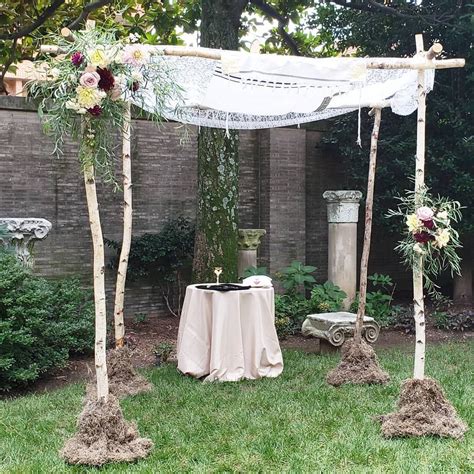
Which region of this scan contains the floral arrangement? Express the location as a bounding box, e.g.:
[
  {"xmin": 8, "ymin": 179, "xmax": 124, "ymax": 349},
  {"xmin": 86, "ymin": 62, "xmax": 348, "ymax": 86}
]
[
  {"xmin": 388, "ymin": 187, "xmax": 462, "ymax": 298},
  {"xmin": 28, "ymin": 28, "xmax": 181, "ymax": 184}
]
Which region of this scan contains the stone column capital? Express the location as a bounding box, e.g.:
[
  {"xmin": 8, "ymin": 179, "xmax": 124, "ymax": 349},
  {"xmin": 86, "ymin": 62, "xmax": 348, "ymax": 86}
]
[
  {"xmin": 0, "ymin": 218, "xmax": 52, "ymax": 267},
  {"xmin": 237, "ymin": 229, "xmax": 266, "ymax": 250},
  {"xmin": 323, "ymin": 190, "xmax": 363, "ymax": 223}
]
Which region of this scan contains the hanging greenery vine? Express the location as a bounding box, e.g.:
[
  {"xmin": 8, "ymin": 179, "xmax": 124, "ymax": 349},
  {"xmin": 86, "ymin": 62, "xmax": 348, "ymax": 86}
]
[
  {"xmin": 27, "ymin": 27, "xmax": 181, "ymax": 184},
  {"xmin": 387, "ymin": 186, "xmax": 462, "ymax": 299}
]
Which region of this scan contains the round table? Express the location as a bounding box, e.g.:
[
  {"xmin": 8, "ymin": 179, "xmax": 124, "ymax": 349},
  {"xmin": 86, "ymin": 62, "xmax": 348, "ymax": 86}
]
[{"xmin": 177, "ymin": 284, "xmax": 283, "ymax": 382}]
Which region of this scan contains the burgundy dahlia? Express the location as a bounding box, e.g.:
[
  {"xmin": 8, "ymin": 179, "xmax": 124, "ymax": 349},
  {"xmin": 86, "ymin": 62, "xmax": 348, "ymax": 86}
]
[
  {"xmin": 414, "ymin": 231, "xmax": 434, "ymax": 243},
  {"xmin": 87, "ymin": 105, "xmax": 102, "ymax": 117},
  {"xmin": 422, "ymin": 219, "xmax": 434, "ymax": 229},
  {"xmin": 97, "ymin": 67, "xmax": 115, "ymax": 91},
  {"xmin": 71, "ymin": 51, "xmax": 84, "ymax": 67},
  {"xmin": 130, "ymin": 81, "xmax": 139, "ymax": 92}
]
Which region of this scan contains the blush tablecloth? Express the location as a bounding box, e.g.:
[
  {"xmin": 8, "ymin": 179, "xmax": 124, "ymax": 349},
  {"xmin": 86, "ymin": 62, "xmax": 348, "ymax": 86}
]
[{"xmin": 177, "ymin": 284, "xmax": 283, "ymax": 382}]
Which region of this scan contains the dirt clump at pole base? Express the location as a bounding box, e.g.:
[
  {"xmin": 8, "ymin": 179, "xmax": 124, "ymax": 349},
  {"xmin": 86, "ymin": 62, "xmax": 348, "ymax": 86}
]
[
  {"xmin": 379, "ymin": 378, "xmax": 468, "ymax": 438},
  {"xmin": 106, "ymin": 346, "xmax": 153, "ymax": 398},
  {"xmin": 326, "ymin": 339, "xmax": 390, "ymax": 387},
  {"xmin": 61, "ymin": 394, "xmax": 153, "ymax": 466}
]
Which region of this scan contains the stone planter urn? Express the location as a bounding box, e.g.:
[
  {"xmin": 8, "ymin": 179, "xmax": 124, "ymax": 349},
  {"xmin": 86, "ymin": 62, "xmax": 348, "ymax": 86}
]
[
  {"xmin": 0, "ymin": 218, "xmax": 52, "ymax": 267},
  {"xmin": 237, "ymin": 229, "xmax": 266, "ymax": 278}
]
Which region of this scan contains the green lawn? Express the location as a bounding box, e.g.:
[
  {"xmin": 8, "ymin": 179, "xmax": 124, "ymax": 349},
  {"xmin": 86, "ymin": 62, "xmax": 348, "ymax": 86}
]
[{"xmin": 1, "ymin": 342, "xmax": 473, "ymax": 473}]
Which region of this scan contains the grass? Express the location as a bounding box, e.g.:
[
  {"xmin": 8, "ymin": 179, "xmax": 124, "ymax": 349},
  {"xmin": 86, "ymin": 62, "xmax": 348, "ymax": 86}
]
[{"xmin": 0, "ymin": 342, "xmax": 473, "ymax": 473}]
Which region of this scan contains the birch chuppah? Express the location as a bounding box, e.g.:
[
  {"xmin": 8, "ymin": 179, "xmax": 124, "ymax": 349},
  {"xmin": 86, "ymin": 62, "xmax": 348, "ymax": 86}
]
[{"xmin": 32, "ymin": 29, "xmax": 466, "ymax": 467}]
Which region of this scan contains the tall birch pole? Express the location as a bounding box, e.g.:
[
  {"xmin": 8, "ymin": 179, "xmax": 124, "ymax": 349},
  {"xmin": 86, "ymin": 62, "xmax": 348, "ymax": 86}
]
[
  {"xmin": 83, "ymin": 159, "xmax": 109, "ymax": 400},
  {"xmin": 412, "ymin": 36, "xmax": 443, "ymax": 379},
  {"xmin": 113, "ymin": 101, "xmax": 132, "ymax": 348},
  {"xmin": 354, "ymin": 108, "xmax": 382, "ymax": 344}
]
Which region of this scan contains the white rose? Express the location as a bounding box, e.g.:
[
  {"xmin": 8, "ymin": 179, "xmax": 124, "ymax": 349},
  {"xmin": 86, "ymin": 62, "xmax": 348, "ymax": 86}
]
[{"xmin": 77, "ymin": 108, "xmax": 87, "ymax": 114}]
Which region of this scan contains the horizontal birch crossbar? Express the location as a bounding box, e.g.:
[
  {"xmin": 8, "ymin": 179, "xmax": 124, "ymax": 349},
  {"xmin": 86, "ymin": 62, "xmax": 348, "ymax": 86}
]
[{"xmin": 39, "ymin": 43, "xmax": 465, "ymax": 70}]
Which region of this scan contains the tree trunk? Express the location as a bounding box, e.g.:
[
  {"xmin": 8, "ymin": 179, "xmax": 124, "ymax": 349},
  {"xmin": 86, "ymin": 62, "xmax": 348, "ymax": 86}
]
[
  {"xmin": 354, "ymin": 108, "xmax": 381, "ymax": 344},
  {"xmin": 114, "ymin": 102, "xmax": 132, "ymax": 348},
  {"xmin": 192, "ymin": 0, "xmax": 247, "ymax": 283},
  {"xmin": 413, "ymin": 35, "xmax": 427, "ymax": 380},
  {"xmin": 83, "ymin": 162, "xmax": 109, "ymax": 401}
]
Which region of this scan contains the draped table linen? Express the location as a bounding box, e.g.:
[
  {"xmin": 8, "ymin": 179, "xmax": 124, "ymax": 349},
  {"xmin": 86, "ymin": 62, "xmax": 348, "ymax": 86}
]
[{"xmin": 177, "ymin": 284, "xmax": 283, "ymax": 382}]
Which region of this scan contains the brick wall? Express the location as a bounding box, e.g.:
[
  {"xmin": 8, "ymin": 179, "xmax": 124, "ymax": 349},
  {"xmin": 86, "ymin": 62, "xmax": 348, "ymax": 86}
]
[{"xmin": 0, "ymin": 98, "xmax": 412, "ymax": 317}]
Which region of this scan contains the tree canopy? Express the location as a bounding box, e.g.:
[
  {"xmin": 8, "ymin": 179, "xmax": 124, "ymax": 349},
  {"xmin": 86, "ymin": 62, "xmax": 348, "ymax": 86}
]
[{"xmin": 311, "ymin": 0, "xmax": 474, "ymax": 234}]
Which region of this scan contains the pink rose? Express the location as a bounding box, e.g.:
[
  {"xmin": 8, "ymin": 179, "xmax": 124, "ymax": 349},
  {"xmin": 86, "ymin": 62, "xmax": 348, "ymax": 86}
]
[
  {"xmin": 79, "ymin": 71, "xmax": 100, "ymax": 88},
  {"xmin": 416, "ymin": 206, "xmax": 434, "ymax": 222}
]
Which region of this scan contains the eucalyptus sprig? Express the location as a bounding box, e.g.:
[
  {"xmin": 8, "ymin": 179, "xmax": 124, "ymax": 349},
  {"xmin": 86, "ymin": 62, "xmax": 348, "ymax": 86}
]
[{"xmin": 387, "ymin": 187, "xmax": 463, "ymax": 300}]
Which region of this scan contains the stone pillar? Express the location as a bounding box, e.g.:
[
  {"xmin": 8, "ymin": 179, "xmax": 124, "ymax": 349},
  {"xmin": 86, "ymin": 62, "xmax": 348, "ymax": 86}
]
[
  {"xmin": 0, "ymin": 218, "xmax": 52, "ymax": 267},
  {"xmin": 237, "ymin": 229, "xmax": 266, "ymax": 278},
  {"xmin": 322, "ymin": 191, "xmax": 362, "ymax": 309}
]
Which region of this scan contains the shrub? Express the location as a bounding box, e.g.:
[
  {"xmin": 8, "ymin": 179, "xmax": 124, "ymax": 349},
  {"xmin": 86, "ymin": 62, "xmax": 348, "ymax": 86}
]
[
  {"xmin": 310, "ymin": 281, "xmax": 346, "ymax": 312},
  {"xmin": 274, "ymin": 294, "xmax": 312, "ymax": 337},
  {"xmin": 391, "ymin": 305, "xmax": 415, "ymax": 334},
  {"xmin": 277, "ymin": 261, "xmax": 316, "ymax": 296},
  {"xmin": 0, "ymin": 251, "xmax": 94, "ymax": 392},
  {"xmin": 106, "ymin": 216, "xmax": 195, "ymax": 316},
  {"xmin": 351, "ymin": 273, "xmax": 394, "ymax": 327}
]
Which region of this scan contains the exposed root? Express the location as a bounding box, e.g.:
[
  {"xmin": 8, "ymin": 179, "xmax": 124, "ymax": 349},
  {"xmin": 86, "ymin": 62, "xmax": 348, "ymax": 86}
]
[
  {"xmin": 61, "ymin": 394, "xmax": 153, "ymax": 466},
  {"xmin": 326, "ymin": 339, "xmax": 390, "ymax": 387},
  {"xmin": 379, "ymin": 377, "xmax": 468, "ymax": 439}
]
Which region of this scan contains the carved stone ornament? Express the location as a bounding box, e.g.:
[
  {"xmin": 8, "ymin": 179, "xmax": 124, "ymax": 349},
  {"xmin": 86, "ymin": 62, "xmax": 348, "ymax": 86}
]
[
  {"xmin": 323, "ymin": 190, "xmax": 363, "ymax": 223},
  {"xmin": 0, "ymin": 218, "xmax": 52, "ymax": 267},
  {"xmin": 302, "ymin": 312, "xmax": 380, "ymax": 346},
  {"xmin": 237, "ymin": 229, "xmax": 266, "ymax": 250}
]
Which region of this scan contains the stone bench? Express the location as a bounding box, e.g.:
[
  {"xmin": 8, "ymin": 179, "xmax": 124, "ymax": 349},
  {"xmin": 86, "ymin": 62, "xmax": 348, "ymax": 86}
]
[{"xmin": 302, "ymin": 312, "xmax": 380, "ymax": 347}]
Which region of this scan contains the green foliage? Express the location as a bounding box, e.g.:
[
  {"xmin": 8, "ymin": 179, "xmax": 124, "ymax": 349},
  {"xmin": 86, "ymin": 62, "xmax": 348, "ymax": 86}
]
[
  {"xmin": 274, "ymin": 294, "xmax": 312, "ymax": 337},
  {"xmin": 0, "ymin": 250, "xmax": 94, "ymax": 392},
  {"xmin": 153, "ymin": 341, "xmax": 174, "ymax": 362},
  {"xmin": 310, "ymin": 281, "xmax": 346, "ymax": 312},
  {"xmin": 242, "ymin": 266, "xmax": 269, "ymax": 278},
  {"xmin": 351, "ymin": 273, "xmax": 394, "ymax": 327},
  {"xmin": 390, "ymin": 304, "xmax": 415, "ymax": 334},
  {"xmin": 313, "ymin": 0, "xmax": 474, "ymax": 235},
  {"xmin": 278, "ymin": 260, "xmax": 316, "ymax": 295},
  {"xmin": 134, "ymin": 312, "xmax": 148, "ymax": 324},
  {"xmin": 432, "ymin": 310, "xmax": 450, "ymax": 329},
  {"xmin": 433, "ymin": 310, "xmax": 474, "ymax": 332},
  {"xmin": 106, "ymin": 217, "xmax": 194, "ymax": 316}
]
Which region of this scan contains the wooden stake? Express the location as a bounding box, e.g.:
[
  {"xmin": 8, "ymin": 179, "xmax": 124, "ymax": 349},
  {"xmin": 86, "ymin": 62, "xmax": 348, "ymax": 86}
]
[
  {"xmin": 113, "ymin": 102, "xmax": 132, "ymax": 349},
  {"xmin": 413, "ymin": 33, "xmax": 427, "ymax": 380},
  {"xmin": 354, "ymin": 108, "xmax": 382, "ymax": 344},
  {"xmin": 83, "ymin": 160, "xmax": 109, "ymax": 400}
]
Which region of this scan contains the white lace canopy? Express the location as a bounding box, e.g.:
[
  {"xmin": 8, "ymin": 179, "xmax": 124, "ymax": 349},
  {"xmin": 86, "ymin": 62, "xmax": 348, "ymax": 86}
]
[{"xmin": 135, "ymin": 50, "xmax": 434, "ymax": 130}]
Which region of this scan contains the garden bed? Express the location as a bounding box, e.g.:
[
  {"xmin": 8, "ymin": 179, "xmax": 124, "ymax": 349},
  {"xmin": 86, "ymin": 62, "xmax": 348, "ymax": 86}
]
[{"xmin": 6, "ymin": 313, "xmax": 472, "ymax": 397}]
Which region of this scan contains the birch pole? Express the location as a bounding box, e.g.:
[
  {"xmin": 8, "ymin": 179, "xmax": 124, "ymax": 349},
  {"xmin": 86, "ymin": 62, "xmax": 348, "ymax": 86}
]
[
  {"xmin": 113, "ymin": 101, "xmax": 132, "ymax": 348},
  {"xmin": 354, "ymin": 108, "xmax": 382, "ymax": 344},
  {"xmin": 83, "ymin": 160, "xmax": 109, "ymax": 400},
  {"xmin": 411, "ymin": 35, "xmax": 442, "ymax": 380}
]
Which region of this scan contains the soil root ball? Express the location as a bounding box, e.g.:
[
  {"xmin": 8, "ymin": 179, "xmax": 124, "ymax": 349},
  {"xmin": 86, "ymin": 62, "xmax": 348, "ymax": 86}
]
[
  {"xmin": 379, "ymin": 377, "xmax": 468, "ymax": 439},
  {"xmin": 107, "ymin": 346, "xmax": 153, "ymax": 398},
  {"xmin": 326, "ymin": 339, "xmax": 390, "ymax": 387},
  {"xmin": 61, "ymin": 394, "xmax": 153, "ymax": 466}
]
